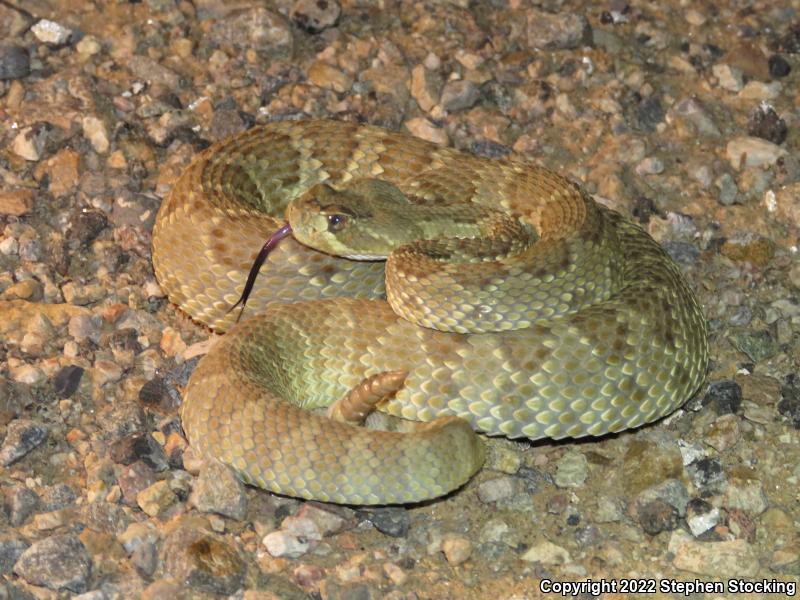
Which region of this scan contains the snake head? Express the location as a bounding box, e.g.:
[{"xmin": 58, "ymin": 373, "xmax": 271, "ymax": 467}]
[{"xmin": 286, "ymin": 180, "xmax": 420, "ymax": 260}]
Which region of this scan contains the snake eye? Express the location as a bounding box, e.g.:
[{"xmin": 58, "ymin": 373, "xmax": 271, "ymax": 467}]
[{"xmin": 326, "ymin": 213, "xmax": 347, "ymax": 232}]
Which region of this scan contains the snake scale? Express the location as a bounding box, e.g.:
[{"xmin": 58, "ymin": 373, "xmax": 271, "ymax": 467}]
[{"xmin": 152, "ymin": 119, "xmax": 708, "ymax": 505}]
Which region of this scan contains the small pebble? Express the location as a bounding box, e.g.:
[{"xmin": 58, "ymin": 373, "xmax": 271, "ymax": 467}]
[
  {"xmin": 574, "ymin": 526, "xmax": 602, "ymax": 547},
  {"xmin": 190, "ymin": 460, "xmax": 248, "ymax": 520},
  {"xmin": 4, "ymin": 486, "xmax": 40, "ymax": 526},
  {"xmin": 476, "ymin": 476, "xmax": 521, "ymax": 503},
  {"xmin": 634, "ymin": 96, "xmax": 665, "ymax": 132},
  {"xmin": 479, "ymin": 519, "xmax": 512, "ymax": 545},
  {"xmin": 554, "ymin": 450, "xmax": 588, "ymax": 488},
  {"xmin": 729, "ymin": 328, "xmax": 778, "ymax": 362},
  {"xmin": 768, "ymin": 54, "xmax": 791, "ymax": 78},
  {"xmin": 525, "ymin": 9, "xmax": 589, "ymax": 49},
  {"xmin": 53, "ymin": 365, "xmax": 85, "ymax": 398},
  {"xmin": 404, "ymin": 117, "xmax": 448, "ymax": 145},
  {"xmin": 0, "ymin": 535, "xmax": 30, "ymax": 575},
  {"xmin": 673, "ymin": 98, "xmax": 720, "ymax": 136},
  {"xmin": 82, "ymin": 116, "xmax": 111, "ymax": 154},
  {"xmin": 136, "ymin": 480, "xmax": 177, "ymax": 517},
  {"xmin": 358, "ymin": 507, "xmax": 410, "ymax": 537},
  {"xmin": 726, "ymin": 136, "xmax": 787, "ymax": 170},
  {"xmin": 441, "ymin": 534, "xmax": 472, "ymax": 565},
  {"xmin": 14, "ymin": 534, "xmax": 92, "ymax": 593},
  {"xmin": 670, "ymin": 533, "xmax": 758, "ymax": 578},
  {"xmin": 293, "ymin": 563, "xmax": 325, "ymax": 590},
  {"xmin": 635, "ymin": 156, "xmax": 664, "ymax": 175},
  {"xmin": 12, "ymin": 126, "xmax": 47, "ymax": 161},
  {"xmin": 117, "ymin": 461, "xmax": 157, "ymax": 506},
  {"xmin": 739, "ymin": 80, "xmax": 782, "ymax": 101},
  {"xmin": 520, "ymin": 540, "xmax": 572, "ymax": 565},
  {"xmin": 723, "ymin": 478, "xmax": 768, "ymax": 515},
  {"xmin": 686, "ymin": 457, "xmax": 726, "ymax": 496},
  {"xmin": 685, "ymin": 498, "xmax": 720, "ymax": 537},
  {"xmin": 295, "ymin": 503, "xmax": 349, "ymax": 536},
  {"xmin": 635, "ymin": 478, "xmax": 690, "ymax": 518},
  {"xmin": 76, "ymin": 35, "xmax": 102, "ymax": 56},
  {"xmin": 263, "ymin": 530, "xmax": 313, "ymax": 558},
  {"xmin": 110, "ymin": 433, "xmax": 169, "ymax": 472},
  {"xmin": 704, "ymin": 414, "xmax": 741, "ymax": 452},
  {"xmin": 382, "ymin": 562, "xmax": 408, "ymax": 585},
  {"xmin": 637, "ymin": 499, "xmax": 680, "ymax": 535},
  {"xmin": 713, "ymin": 64, "xmax": 744, "ymax": 92},
  {"xmin": 0, "ymin": 419, "xmax": 49, "ymax": 466},
  {"xmin": 746, "ymin": 103, "xmax": 788, "ymax": 145},
  {"xmin": 0, "ymin": 44, "xmax": 29, "ymax": 80},
  {"xmin": 410, "ymin": 65, "xmax": 441, "ymax": 112},
  {"xmin": 778, "ymin": 375, "xmax": 800, "ymax": 428},
  {"xmin": 131, "ymin": 541, "xmax": 159, "ymax": 578},
  {"xmin": 440, "ymin": 80, "xmax": 480, "ymax": 112},
  {"xmin": 40, "ymin": 484, "xmax": 77, "ymax": 511},
  {"xmin": 163, "ymin": 529, "xmax": 245, "ymax": 595},
  {"xmin": 31, "ymin": 19, "xmax": 72, "ymax": 45},
  {"xmin": 291, "ymin": 0, "xmax": 341, "ymax": 34},
  {"xmin": 715, "ymin": 173, "xmax": 739, "ymax": 205}
]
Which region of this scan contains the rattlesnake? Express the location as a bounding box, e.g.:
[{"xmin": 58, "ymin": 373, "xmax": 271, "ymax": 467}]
[{"xmin": 152, "ymin": 119, "xmax": 708, "ymax": 504}]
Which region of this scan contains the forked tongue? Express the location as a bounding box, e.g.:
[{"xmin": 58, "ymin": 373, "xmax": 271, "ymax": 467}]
[{"xmin": 227, "ymin": 222, "xmax": 293, "ymax": 321}]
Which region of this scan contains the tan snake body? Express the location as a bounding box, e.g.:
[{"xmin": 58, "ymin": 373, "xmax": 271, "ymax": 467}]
[{"xmin": 152, "ymin": 119, "xmax": 708, "ymax": 504}]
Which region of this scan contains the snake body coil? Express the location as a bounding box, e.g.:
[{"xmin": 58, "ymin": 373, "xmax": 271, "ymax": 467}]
[{"xmin": 152, "ymin": 120, "xmax": 708, "ymax": 504}]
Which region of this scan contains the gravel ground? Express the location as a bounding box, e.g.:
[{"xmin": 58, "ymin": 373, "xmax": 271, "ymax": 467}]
[{"xmin": 1, "ymin": 0, "xmax": 799, "ymax": 598}]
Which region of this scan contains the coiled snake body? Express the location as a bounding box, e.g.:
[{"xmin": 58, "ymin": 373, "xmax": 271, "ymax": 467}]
[{"xmin": 152, "ymin": 120, "xmax": 708, "ymax": 504}]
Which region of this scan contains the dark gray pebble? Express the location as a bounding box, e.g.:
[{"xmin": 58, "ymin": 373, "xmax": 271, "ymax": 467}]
[
  {"xmin": 638, "ymin": 499, "xmax": 680, "ymax": 535},
  {"xmin": 105, "ymin": 328, "xmax": 143, "ymax": 356},
  {"xmin": 40, "ymin": 483, "xmax": 77, "ymax": 511},
  {"xmin": 0, "ymin": 419, "xmax": 49, "ymax": 466},
  {"xmin": 13, "ymin": 534, "xmax": 92, "ymax": 593},
  {"xmin": 747, "ymin": 104, "xmax": 788, "ymax": 145},
  {"xmin": 703, "ymin": 380, "xmax": 743, "ymax": 415},
  {"xmin": 634, "ymin": 96, "xmax": 665, "ymax": 133},
  {"xmin": 776, "ymin": 24, "xmax": 800, "ymax": 54},
  {"xmin": 53, "ymin": 365, "xmax": 84, "ymax": 399},
  {"xmin": 475, "ymin": 541, "xmax": 507, "ymax": 561},
  {"xmin": 0, "ymin": 580, "xmax": 36, "ymax": 600},
  {"xmin": 663, "ymin": 241, "xmax": 700, "ymax": 266},
  {"xmin": 0, "ymin": 535, "xmax": 29, "ymax": 575},
  {"xmin": 138, "ymin": 376, "xmax": 180, "ymax": 412},
  {"xmin": 110, "ymin": 433, "xmax": 169, "ymax": 472},
  {"xmin": 730, "ymin": 329, "xmax": 779, "ymax": 362},
  {"xmin": 686, "ymin": 456, "xmax": 726, "ymax": 496},
  {"xmin": 0, "ymin": 44, "xmax": 29, "ymax": 80},
  {"xmin": 131, "ymin": 541, "xmax": 158, "ymax": 579},
  {"xmin": 3, "ymin": 486, "xmax": 40, "ymax": 526},
  {"xmin": 357, "ymin": 507, "xmax": 410, "ymax": 537},
  {"xmin": 729, "ymin": 305, "xmax": 753, "ymax": 327},
  {"xmin": 440, "ymin": 80, "xmax": 480, "ymax": 112},
  {"xmin": 69, "ymin": 211, "xmax": 109, "ymax": 249},
  {"xmin": 96, "ymin": 402, "xmax": 147, "ymax": 441},
  {"xmin": 768, "ymin": 54, "xmax": 791, "ymax": 77},
  {"xmin": 471, "ymin": 140, "xmax": 512, "ymax": 159},
  {"xmin": 574, "ymin": 525, "xmax": 603, "ymax": 547}
]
